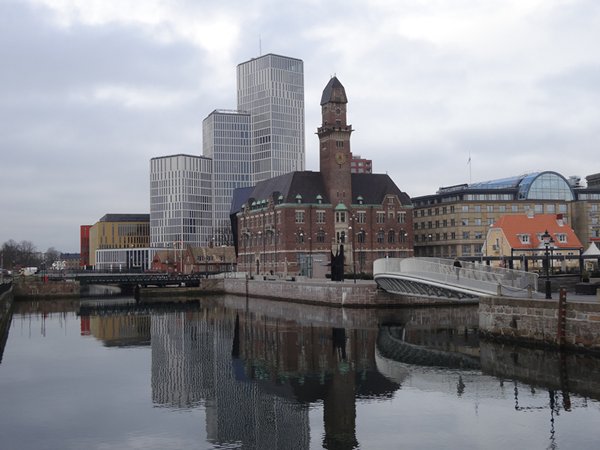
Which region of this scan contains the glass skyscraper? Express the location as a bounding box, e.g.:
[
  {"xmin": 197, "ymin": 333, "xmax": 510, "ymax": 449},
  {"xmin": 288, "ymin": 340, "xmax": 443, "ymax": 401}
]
[
  {"xmin": 202, "ymin": 110, "xmax": 252, "ymax": 246},
  {"xmin": 237, "ymin": 53, "xmax": 305, "ymax": 183},
  {"xmin": 149, "ymin": 154, "xmax": 213, "ymax": 248}
]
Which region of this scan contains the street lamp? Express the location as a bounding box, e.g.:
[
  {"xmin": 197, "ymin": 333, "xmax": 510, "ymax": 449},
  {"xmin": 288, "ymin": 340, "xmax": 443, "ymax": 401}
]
[{"xmin": 541, "ymin": 230, "xmax": 554, "ymax": 299}]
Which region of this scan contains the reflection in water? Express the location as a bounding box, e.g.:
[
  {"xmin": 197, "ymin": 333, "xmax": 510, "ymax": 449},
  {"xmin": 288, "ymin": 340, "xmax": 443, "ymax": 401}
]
[{"xmin": 3, "ymin": 298, "xmax": 600, "ymax": 450}]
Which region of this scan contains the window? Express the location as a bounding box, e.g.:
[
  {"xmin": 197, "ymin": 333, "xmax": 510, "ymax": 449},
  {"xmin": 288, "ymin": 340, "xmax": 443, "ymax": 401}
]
[
  {"xmin": 463, "ymin": 231, "xmax": 470, "ymax": 239},
  {"xmin": 546, "ymin": 204, "xmax": 555, "ymax": 213},
  {"xmin": 377, "ymin": 230, "xmax": 385, "ymax": 243},
  {"xmin": 376, "ymin": 212, "xmax": 385, "ymax": 224},
  {"xmin": 357, "ymin": 211, "xmax": 366, "ymax": 223},
  {"xmin": 335, "ymin": 211, "xmax": 346, "ymax": 223},
  {"xmin": 316, "ymin": 230, "xmax": 326, "ymax": 243},
  {"xmin": 556, "ymin": 233, "xmax": 567, "ymax": 243},
  {"xmin": 295, "ymin": 211, "xmax": 305, "ymax": 223},
  {"xmin": 462, "ymin": 205, "xmax": 469, "ymax": 212},
  {"xmin": 487, "ymin": 205, "xmax": 494, "ymax": 213},
  {"xmin": 462, "ymin": 245, "xmax": 472, "ymax": 255},
  {"xmin": 357, "ymin": 230, "xmax": 366, "ymax": 243},
  {"xmin": 535, "ymin": 204, "xmax": 543, "ymax": 213},
  {"xmin": 397, "ymin": 212, "xmax": 406, "ymax": 224},
  {"xmin": 316, "ymin": 211, "xmax": 326, "ymax": 224},
  {"xmin": 461, "ymin": 219, "xmax": 469, "ymax": 226},
  {"xmin": 388, "ymin": 230, "xmax": 396, "ymax": 243},
  {"xmin": 519, "ymin": 234, "xmax": 530, "ymax": 244}
]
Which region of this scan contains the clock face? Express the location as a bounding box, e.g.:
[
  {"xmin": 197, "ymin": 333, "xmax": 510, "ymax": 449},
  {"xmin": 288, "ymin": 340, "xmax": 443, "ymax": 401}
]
[{"xmin": 335, "ymin": 152, "xmax": 346, "ymax": 165}]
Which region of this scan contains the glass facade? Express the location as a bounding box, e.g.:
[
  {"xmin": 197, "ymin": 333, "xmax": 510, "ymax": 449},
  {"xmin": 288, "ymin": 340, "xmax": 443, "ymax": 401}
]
[
  {"xmin": 203, "ymin": 110, "xmax": 252, "ymax": 246},
  {"xmin": 237, "ymin": 54, "xmax": 305, "ymax": 183},
  {"xmin": 518, "ymin": 172, "xmax": 574, "ymax": 201},
  {"xmin": 149, "ymin": 155, "xmax": 213, "ymax": 248}
]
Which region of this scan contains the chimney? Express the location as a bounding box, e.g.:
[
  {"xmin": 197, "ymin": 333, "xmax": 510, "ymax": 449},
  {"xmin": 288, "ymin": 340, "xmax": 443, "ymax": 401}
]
[
  {"xmin": 526, "ymin": 208, "xmax": 534, "ymax": 219},
  {"xmin": 556, "ymin": 214, "xmax": 564, "ymax": 227}
]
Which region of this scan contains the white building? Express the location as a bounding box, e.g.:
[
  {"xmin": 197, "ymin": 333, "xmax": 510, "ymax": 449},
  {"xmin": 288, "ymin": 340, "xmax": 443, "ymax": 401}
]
[
  {"xmin": 202, "ymin": 110, "xmax": 252, "ymax": 246},
  {"xmin": 149, "ymin": 154, "xmax": 213, "ymax": 248},
  {"xmin": 237, "ymin": 53, "xmax": 305, "ymax": 183}
]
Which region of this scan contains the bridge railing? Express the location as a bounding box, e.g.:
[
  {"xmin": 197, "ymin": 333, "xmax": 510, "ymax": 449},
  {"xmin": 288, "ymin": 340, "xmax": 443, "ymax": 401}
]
[{"xmin": 374, "ymin": 257, "xmax": 538, "ymax": 296}]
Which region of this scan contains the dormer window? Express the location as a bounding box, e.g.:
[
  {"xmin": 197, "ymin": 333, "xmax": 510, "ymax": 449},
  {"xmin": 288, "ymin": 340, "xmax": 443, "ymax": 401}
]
[
  {"xmin": 357, "ymin": 195, "xmax": 364, "ymax": 205},
  {"xmin": 518, "ymin": 234, "xmax": 530, "ymax": 244},
  {"xmin": 295, "ymin": 194, "xmax": 302, "ymax": 204},
  {"xmin": 556, "ymin": 233, "xmax": 567, "ymax": 243},
  {"xmin": 316, "ymin": 194, "xmax": 323, "ymax": 204}
]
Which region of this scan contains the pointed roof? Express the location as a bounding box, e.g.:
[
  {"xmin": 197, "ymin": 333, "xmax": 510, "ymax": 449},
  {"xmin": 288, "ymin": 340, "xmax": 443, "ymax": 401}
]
[
  {"xmin": 583, "ymin": 243, "xmax": 600, "ymax": 256},
  {"xmin": 320, "ymin": 76, "xmax": 348, "ymax": 105},
  {"xmin": 490, "ymin": 214, "xmax": 582, "ymax": 250}
]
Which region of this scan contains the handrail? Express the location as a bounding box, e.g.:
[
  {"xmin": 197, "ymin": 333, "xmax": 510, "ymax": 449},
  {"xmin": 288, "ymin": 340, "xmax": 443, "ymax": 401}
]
[{"xmin": 374, "ymin": 257, "xmax": 538, "ymax": 296}]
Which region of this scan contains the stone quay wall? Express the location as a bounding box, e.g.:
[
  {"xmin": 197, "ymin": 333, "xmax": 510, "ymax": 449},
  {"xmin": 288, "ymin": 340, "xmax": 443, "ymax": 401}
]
[
  {"xmin": 223, "ymin": 278, "xmax": 477, "ymax": 307},
  {"xmin": 479, "ymin": 295, "xmax": 600, "ymax": 352},
  {"xmin": 13, "ymin": 278, "xmax": 80, "ymax": 299}
]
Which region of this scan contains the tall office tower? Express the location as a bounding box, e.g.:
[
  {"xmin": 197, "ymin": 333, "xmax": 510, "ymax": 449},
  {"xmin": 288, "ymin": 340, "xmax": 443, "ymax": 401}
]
[
  {"xmin": 149, "ymin": 154, "xmax": 213, "ymax": 248},
  {"xmin": 202, "ymin": 110, "xmax": 252, "ymax": 246},
  {"xmin": 237, "ymin": 53, "xmax": 305, "ymax": 183}
]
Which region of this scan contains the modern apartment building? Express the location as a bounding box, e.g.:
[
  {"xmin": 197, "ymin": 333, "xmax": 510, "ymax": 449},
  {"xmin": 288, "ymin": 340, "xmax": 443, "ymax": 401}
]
[
  {"xmin": 412, "ymin": 171, "xmax": 600, "ymax": 259},
  {"xmin": 149, "ymin": 154, "xmax": 213, "ymax": 248},
  {"xmin": 237, "ymin": 53, "xmax": 305, "ymax": 183},
  {"xmin": 202, "ymin": 110, "xmax": 252, "ymax": 246},
  {"xmin": 350, "ymin": 155, "xmax": 372, "ymax": 174},
  {"xmin": 88, "ymin": 214, "xmax": 150, "ymax": 267}
]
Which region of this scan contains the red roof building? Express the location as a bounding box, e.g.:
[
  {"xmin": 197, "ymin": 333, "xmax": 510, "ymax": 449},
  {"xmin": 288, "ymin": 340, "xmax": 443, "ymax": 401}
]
[{"xmin": 484, "ymin": 213, "xmax": 583, "ymax": 269}]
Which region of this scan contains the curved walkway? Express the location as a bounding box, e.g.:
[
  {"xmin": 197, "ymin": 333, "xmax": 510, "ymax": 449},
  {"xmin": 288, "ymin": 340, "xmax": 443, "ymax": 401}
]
[{"xmin": 374, "ymin": 257, "xmax": 540, "ymax": 299}]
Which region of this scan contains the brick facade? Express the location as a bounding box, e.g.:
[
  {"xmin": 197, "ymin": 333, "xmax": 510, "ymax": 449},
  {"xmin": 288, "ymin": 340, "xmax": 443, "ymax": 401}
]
[{"xmin": 234, "ymin": 77, "xmax": 414, "ymax": 277}]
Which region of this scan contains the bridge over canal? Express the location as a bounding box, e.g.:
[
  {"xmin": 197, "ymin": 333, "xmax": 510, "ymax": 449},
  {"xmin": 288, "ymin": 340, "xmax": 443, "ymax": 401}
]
[{"xmin": 374, "ymin": 257, "xmax": 540, "ymax": 300}]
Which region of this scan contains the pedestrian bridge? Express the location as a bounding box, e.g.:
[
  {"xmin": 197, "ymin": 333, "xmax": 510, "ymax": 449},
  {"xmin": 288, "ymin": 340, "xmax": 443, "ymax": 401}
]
[{"xmin": 373, "ymin": 258, "xmax": 539, "ymax": 300}]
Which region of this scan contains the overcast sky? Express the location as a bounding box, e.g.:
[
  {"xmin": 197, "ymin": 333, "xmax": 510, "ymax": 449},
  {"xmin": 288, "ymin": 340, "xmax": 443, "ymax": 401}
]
[{"xmin": 1, "ymin": 0, "xmax": 599, "ymax": 252}]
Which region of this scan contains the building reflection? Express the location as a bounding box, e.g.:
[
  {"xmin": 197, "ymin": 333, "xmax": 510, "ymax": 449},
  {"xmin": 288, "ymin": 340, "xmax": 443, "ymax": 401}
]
[{"xmin": 74, "ymin": 298, "xmax": 600, "ymax": 450}]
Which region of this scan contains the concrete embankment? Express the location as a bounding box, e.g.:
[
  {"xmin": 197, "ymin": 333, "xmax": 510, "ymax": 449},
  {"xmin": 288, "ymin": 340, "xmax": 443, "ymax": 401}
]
[
  {"xmin": 479, "ymin": 294, "xmax": 600, "ymax": 353},
  {"xmin": 222, "ymin": 277, "xmax": 478, "ymax": 307},
  {"xmin": 12, "ymin": 278, "xmax": 79, "ymax": 299},
  {"xmin": 0, "ymin": 283, "xmax": 14, "ymax": 360}
]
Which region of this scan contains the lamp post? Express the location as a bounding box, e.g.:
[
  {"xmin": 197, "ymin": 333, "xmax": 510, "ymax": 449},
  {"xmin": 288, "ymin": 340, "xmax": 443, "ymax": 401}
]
[
  {"xmin": 349, "ymin": 221, "xmax": 357, "ymax": 284},
  {"xmin": 542, "ymin": 230, "xmax": 553, "ymax": 299}
]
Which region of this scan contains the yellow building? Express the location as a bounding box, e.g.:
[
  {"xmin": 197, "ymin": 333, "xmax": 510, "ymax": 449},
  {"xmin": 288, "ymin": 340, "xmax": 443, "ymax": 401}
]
[{"xmin": 89, "ymin": 214, "xmax": 150, "ymax": 266}]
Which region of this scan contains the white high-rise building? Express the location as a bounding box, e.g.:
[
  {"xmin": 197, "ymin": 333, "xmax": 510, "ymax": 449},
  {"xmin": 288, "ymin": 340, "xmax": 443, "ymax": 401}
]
[
  {"xmin": 237, "ymin": 54, "xmax": 305, "ymax": 183},
  {"xmin": 150, "ymin": 154, "xmax": 213, "ymax": 248},
  {"xmin": 202, "ymin": 110, "xmax": 252, "ymax": 246}
]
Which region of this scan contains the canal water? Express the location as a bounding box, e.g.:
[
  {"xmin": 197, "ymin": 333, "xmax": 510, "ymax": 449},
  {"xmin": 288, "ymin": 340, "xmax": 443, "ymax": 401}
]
[{"xmin": 1, "ymin": 296, "xmax": 600, "ymax": 450}]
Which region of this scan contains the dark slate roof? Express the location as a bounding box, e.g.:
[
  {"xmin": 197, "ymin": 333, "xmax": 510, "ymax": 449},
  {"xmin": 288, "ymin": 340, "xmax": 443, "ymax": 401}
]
[
  {"xmin": 229, "ymin": 186, "xmax": 254, "ymax": 214},
  {"xmin": 351, "ymin": 173, "xmax": 412, "ymax": 206},
  {"xmin": 230, "ymin": 171, "xmax": 412, "ymax": 214},
  {"xmin": 249, "ymin": 171, "xmax": 329, "ymax": 204},
  {"xmin": 98, "ymin": 214, "xmax": 149, "ymax": 223},
  {"xmin": 320, "ymin": 76, "xmax": 348, "ymax": 105}
]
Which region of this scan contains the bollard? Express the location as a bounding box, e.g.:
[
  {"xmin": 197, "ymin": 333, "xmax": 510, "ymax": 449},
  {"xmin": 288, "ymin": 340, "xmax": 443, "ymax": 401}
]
[{"xmin": 557, "ymin": 288, "xmax": 567, "ymax": 347}]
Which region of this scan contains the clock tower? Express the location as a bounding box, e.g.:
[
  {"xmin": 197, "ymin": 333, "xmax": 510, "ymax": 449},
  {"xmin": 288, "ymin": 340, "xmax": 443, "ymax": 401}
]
[{"xmin": 318, "ymin": 77, "xmax": 353, "ymax": 206}]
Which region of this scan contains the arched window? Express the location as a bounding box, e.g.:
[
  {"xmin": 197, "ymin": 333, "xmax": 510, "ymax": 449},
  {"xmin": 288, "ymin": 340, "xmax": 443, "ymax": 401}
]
[
  {"xmin": 316, "ymin": 230, "xmax": 326, "ymax": 243},
  {"xmin": 377, "ymin": 230, "xmax": 385, "ymax": 244},
  {"xmin": 388, "ymin": 230, "xmax": 396, "ymax": 244}
]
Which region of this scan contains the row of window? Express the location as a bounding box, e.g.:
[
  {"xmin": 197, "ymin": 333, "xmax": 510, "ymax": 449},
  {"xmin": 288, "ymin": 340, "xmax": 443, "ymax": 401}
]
[{"xmin": 415, "ymin": 203, "xmax": 569, "ymax": 217}]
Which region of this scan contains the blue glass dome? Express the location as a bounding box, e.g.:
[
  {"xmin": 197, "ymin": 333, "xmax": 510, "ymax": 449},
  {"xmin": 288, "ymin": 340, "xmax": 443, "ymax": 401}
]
[{"xmin": 516, "ymin": 171, "xmax": 574, "ymax": 201}]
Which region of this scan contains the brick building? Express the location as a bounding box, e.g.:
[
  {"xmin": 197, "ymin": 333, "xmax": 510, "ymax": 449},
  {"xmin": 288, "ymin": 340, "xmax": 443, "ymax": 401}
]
[{"xmin": 231, "ymin": 77, "xmax": 413, "ymax": 277}]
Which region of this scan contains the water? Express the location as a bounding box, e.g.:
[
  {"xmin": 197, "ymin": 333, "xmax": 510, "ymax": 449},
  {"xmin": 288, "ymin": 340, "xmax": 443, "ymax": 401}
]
[{"xmin": 1, "ymin": 296, "xmax": 600, "ymax": 450}]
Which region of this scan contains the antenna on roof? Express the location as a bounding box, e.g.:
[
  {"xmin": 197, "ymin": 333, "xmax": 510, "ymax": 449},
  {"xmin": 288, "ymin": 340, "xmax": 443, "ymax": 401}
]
[{"xmin": 467, "ymin": 151, "xmax": 472, "ymax": 184}]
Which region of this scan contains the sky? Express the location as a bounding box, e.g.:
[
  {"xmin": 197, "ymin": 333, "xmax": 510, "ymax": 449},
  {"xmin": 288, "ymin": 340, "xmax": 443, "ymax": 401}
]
[{"xmin": 1, "ymin": 0, "xmax": 599, "ymax": 253}]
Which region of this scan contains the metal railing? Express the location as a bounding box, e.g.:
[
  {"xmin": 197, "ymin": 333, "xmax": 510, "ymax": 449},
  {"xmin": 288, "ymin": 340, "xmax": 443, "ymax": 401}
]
[{"xmin": 374, "ymin": 257, "xmax": 538, "ymax": 296}]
